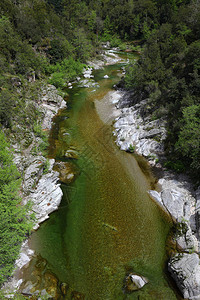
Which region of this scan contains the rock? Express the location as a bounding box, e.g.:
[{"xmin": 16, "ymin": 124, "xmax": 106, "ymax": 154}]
[
  {"xmin": 140, "ymin": 128, "xmax": 162, "ymax": 139},
  {"xmin": 176, "ymin": 224, "xmax": 198, "ymax": 252},
  {"xmin": 113, "ymin": 101, "xmax": 166, "ymax": 158},
  {"xmin": 161, "ymin": 189, "xmax": 185, "ymax": 221},
  {"xmin": 65, "ymin": 149, "xmax": 79, "ymax": 159},
  {"xmin": 44, "ymin": 271, "xmax": 58, "ymax": 298},
  {"xmin": 41, "ymin": 85, "xmax": 66, "ymax": 130},
  {"xmin": 168, "ymin": 253, "xmax": 200, "ymax": 299},
  {"xmin": 54, "ymin": 161, "xmax": 77, "ymax": 184},
  {"xmin": 15, "ymin": 240, "xmax": 34, "ymax": 270},
  {"xmin": 24, "ymin": 159, "xmax": 63, "ymax": 230},
  {"xmin": 60, "ymin": 282, "xmax": 69, "ymax": 295},
  {"xmin": 83, "ymin": 67, "xmax": 93, "ymax": 78},
  {"xmin": 125, "ymin": 273, "xmax": 148, "ymax": 292},
  {"xmin": 35, "ymin": 256, "xmax": 47, "ymax": 271},
  {"xmin": 195, "ymin": 187, "xmax": 200, "ymax": 238},
  {"xmin": 23, "ymin": 156, "xmax": 46, "ymax": 194},
  {"xmin": 21, "ymin": 281, "xmax": 35, "ymax": 295},
  {"xmin": 78, "ymin": 79, "xmax": 99, "ymax": 88}
]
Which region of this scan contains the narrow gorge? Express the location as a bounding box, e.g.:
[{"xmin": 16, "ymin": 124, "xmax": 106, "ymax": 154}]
[{"xmin": 4, "ymin": 50, "xmax": 186, "ymax": 300}]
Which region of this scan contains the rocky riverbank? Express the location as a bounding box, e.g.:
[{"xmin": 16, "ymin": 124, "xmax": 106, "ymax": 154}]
[
  {"xmin": 113, "ymin": 94, "xmax": 200, "ymax": 299},
  {"xmin": 2, "ymin": 84, "xmax": 66, "ymax": 297}
]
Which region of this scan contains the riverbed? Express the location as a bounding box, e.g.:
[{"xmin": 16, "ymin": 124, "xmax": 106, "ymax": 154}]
[{"xmin": 21, "ymin": 54, "xmax": 180, "ymax": 299}]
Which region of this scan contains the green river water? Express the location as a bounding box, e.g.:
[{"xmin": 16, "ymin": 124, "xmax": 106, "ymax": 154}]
[{"xmin": 23, "ymin": 54, "xmax": 181, "ymax": 299}]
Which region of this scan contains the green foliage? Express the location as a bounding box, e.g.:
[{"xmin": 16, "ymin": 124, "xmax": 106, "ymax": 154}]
[
  {"xmin": 164, "ymin": 160, "xmax": 186, "ymax": 173},
  {"xmin": 48, "ymin": 57, "xmax": 84, "ymax": 88},
  {"xmin": 33, "ymin": 123, "xmax": 49, "ymax": 155},
  {"xmin": 0, "ymin": 131, "xmax": 32, "ymax": 286},
  {"xmin": 175, "ymin": 105, "xmax": 200, "ymax": 178},
  {"xmin": 0, "ymin": 90, "xmax": 15, "ymax": 127},
  {"xmin": 127, "ymin": 144, "xmax": 135, "ymax": 153},
  {"xmin": 48, "ymin": 38, "xmax": 74, "ymax": 64},
  {"xmin": 174, "ymin": 220, "xmax": 188, "ymax": 239},
  {"xmin": 123, "ymin": 0, "xmax": 200, "ymax": 181},
  {"xmin": 43, "ymin": 158, "xmax": 50, "ymax": 174}
]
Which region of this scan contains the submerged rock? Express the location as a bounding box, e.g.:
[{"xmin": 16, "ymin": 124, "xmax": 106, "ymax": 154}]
[
  {"xmin": 125, "ymin": 273, "xmax": 148, "ymax": 292},
  {"xmin": 168, "ymin": 253, "xmax": 200, "ymax": 299},
  {"xmin": 44, "ymin": 271, "xmax": 58, "ymax": 298},
  {"xmin": 65, "ymin": 149, "xmax": 79, "ymax": 159},
  {"xmin": 54, "ymin": 161, "xmax": 77, "ymax": 184},
  {"xmin": 60, "ymin": 282, "xmax": 69, "ymax": 295}
]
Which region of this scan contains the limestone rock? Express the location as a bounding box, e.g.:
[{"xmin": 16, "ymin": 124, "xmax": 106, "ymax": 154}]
[
  {"xmin": 125, "ymin": 273, "xmax": 148, "ymax": 292},
  {"xmin": 161, "ymin": 189, "xmax": 185, "ymax": 221},
  {"xmin": 24, "ymin": 159, "xmax": 63, "ymax": 230},
  {"xmin": 15, "ymin": 240, "xmax": 34, "ymax": 270},
  {"xmin": 23, "ymin": 156, "xmax": 46, "ymax": 194},
  {"xmin": 113, "ymin": 101, "xmax": 166, "ymax": 159},
  {"xmin": 168, "ymin": 253, "xmax": 200, "ymax": 299},
  {"xmin": 83, "ymin": 67, "xmax": 93, "ymax": 78},
  {"xmin": 41, "ymin": 85, "xmax": 66, "ymax": 130},
  {"xmin": 195, "ymin": 187, "xmax": 200, "ymax": 238},
  {"xmin": 78, "ymin": 79, "xmax": 99, "ymax": 88},
  {"xmin": 176, "ymin": 225, "xmax": 198, "ymax": 252}
]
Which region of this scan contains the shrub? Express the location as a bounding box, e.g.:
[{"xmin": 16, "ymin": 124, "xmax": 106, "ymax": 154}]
[{"xmin": 48, "ymin": 57, "xmax": 84, "ymax": 88}]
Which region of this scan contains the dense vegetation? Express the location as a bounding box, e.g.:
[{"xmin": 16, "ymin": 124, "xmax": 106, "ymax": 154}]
[
  {"xmin": 124, "ymin": 0, "xmax": 200, "ymax": 183},
  {"xmin": 0, "ymin": 131, "xmax": 32, "ymax": 286},
  {"xmin": 0, "ymin": 0, "xmax": 199, "ymax": 291}
]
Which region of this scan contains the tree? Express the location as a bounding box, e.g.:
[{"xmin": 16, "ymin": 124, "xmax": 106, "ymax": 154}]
[{"xmin": 175, "ymin": 105, "xmax": 200, "ymax": 178}]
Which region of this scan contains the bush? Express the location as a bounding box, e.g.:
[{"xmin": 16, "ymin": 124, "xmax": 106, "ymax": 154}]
[{"xmin": 48, "ymin": 57, "xmax": 84, "ymax": 88}]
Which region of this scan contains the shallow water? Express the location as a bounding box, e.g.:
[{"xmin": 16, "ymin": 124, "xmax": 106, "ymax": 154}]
[{"xmin": 24, "ymin": 56, "xmax": 180, "ymax": 299}]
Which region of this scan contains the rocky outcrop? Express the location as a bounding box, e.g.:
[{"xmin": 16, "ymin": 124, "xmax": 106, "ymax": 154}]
[
  {"xmin": 195, "ymin": 187, "xmax": 200, "ymax": 241},
  {"xmin": 168, "ymin": 253, "xmax": 200, "ymax": 300},
  {"xmin": 87, "ymin": 49, "xmax": 127, "ymax": 69},
  {"xmin": 113, "ymin": 100, "xmax": 166, "ymax": 162},
  {"xmin": 113, "ymin": 93, "xmax": 200, "ymax": 299},
  {"xmin": 41, "ymin": 84, "xmax": 66, "ymax": 130},
  {"xmin": 23, "ymin": 159, "xmax": 62, "ymax": 230}
]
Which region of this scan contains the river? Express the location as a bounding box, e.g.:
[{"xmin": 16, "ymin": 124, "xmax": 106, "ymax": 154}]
[{"xmin": 21, "ymin": 52, "xmax": 181, "ymax": 299}]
